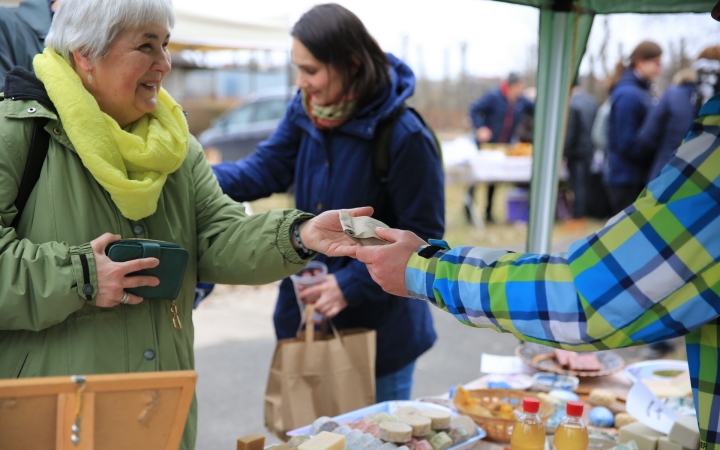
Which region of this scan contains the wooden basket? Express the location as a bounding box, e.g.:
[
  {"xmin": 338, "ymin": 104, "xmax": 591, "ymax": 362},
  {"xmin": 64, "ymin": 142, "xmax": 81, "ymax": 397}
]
[{"xmin": 453, "ymin": 388, "xmax": 553, "ymax": 443}]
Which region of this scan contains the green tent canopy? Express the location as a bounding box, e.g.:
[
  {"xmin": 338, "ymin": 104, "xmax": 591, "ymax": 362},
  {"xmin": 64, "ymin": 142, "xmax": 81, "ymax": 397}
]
[{"xmin": 488, "ymin": 0, "xmax": 716, "ymax": 253}]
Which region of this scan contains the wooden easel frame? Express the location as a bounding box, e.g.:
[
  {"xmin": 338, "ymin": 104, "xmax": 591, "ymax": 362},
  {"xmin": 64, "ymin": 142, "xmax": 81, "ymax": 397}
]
[{"xmin": 0, "ymin": 370, "xmax": 196, "ymax": 450}]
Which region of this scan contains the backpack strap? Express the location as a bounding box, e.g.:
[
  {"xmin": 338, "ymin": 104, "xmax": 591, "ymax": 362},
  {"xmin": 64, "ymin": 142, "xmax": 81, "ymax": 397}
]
[
  {"xmin": 11, "ymin": 118, "xmax": 50, "ymax": 229},
  {"xmin": 372, "ymin": 105, "xmax": 406, "ymax": 184},
  {"xmin": 372, "ymin": 104, "xmax": 442, "ymax": 185}
]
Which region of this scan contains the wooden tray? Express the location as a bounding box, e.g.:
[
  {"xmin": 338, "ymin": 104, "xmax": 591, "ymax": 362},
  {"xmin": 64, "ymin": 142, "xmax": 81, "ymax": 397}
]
[
  {"xmin": 516, "ymin": 343, "xmax": 625, "ymax": 378},
  {"xmin": 0, "ymin": 370, "xmax": 196, "ymax": 450}
]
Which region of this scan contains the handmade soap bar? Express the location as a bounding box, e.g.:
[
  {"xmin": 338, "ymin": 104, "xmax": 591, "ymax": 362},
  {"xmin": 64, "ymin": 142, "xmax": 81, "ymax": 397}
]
[
  {"xmin": 398, "ymin": 415, "xmax": 432, "ymax": 437},
  {"xmin": 619, "ymin": 422, "xmax": 664, "ymax": 450},
  {"xmin": 657, "ymin": 436, "xmax": 683, "ymax": 450},
  {"xmin": 237, "ymin": 434, "xmax": 265, "ymax": 450},
  {"xmin": 288, "ymin": 436, "xmax": 311, "ymax": 449},
  {"xmin": 311, "ymin": 417, "xmax": 340, "ymax": 435},
  {"xmin": 299, "ymin": 432, "xmax": 346, "ymax": 450},
  {"xmin": 361, "ymin": 438, "xmax": 385, "ymax": 450},
  {"xmin": 589, "ymin": 406, "xmax": 615, "ymax": 427},
  {"xmin": 421, "ymin": 409, "xmax": 451, "ymax": 430},
  {"xmin": 346, "ymin": 430, "xmax": 364, "ymax": 446},
  {"xmin": 334, "ymin": 426, "xmax": 352, "ymax": 436},
  {"xmin": 428, "ymin": 432, "xmax": 453, "ymax": 450},
  {"xmin": 414, "ymin": 440, "xmax": 433, "ymax": 450},
  {"xmin": 379, "ymin": 422, "xmax": 413, "ymax": 443},
  {"xmin": 377, "ymin": 443, "xmax": 398, "ymax": 450},
  {"xmin": 396, "ymin": 407, "xmax": 421, "ymax": 416},
  {"xmin": 350, "ymin": 434, "xmax": 375, "ymax": 450},
  {"xmin": 615, "ymin": 413, "xmax": 638, "ymax": 429},
  {"xmin": 669, "ymin": 415, "xmax": 700, "ymax": 449}
]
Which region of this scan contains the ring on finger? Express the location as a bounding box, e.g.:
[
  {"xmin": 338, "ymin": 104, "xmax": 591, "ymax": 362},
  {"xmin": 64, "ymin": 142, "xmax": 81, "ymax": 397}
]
[{"xmin": 119, "ymin": 291, "xmax": 130, "ymax": 304}]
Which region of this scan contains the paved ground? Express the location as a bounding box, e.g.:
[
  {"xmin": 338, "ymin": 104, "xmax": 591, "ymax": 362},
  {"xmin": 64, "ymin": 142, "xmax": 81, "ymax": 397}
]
[{"xmin": 192, "ymin": 237, "xmax": 686, "ymax": 450}]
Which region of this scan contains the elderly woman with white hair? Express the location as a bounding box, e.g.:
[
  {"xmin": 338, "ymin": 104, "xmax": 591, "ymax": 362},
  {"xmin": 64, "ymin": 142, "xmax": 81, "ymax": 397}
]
[{"xmin": 0, "ymin": 0, "xmax": 365, "ymax": 447}]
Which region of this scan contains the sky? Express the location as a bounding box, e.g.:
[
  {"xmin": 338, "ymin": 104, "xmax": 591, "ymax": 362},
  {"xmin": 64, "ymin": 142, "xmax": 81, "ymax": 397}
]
[{"xmin": 236, "ymin": 0, "xmax": 720, "ymax": 81}]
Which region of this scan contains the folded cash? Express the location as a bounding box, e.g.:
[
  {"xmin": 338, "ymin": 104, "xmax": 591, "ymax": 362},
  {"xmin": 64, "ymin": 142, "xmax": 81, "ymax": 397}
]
[{"xmin": 339, "ymin": 211, "xmax": 390, "ymax": 246}]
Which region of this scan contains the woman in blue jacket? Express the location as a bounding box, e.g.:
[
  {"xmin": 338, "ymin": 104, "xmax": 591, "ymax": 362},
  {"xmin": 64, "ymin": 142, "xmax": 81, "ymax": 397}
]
[
  {"xmin": 605, "ymin": 41, "xmax": 663, "ymax": 215},
  {"xmin": 637, "ymin": 68, "xmax": 698, "ymax": 183},
  {"xmin": 212, "ymin": 4, "xmax": 444, "ymax": 401}
]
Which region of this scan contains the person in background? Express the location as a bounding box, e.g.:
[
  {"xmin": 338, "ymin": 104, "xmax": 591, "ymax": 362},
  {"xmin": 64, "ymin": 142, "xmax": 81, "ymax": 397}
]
[
  {"xmin": 212, "ymin": 4, "xmax": 444, "ymax": 402},
  {"xmin": 695, "ymin": 45, "xmax": 720, "ymax": 109},
  {"xmin": 604, "ymin": 40, "xmax": 663, "ymax": 215},
  {"xmin": 0, "ymin": 0, "xmax": 60, "ymax": 86},
  {"xmin": 563, "ymin": 79, "xmax": 599, "ymax": 231},
  {"xmin": 466, "ymin": 73, "xmax": 534, "ymax": 224},
  {"xmin": 638, "ymin": 68, "xmax": 698, "ymax": 183}
]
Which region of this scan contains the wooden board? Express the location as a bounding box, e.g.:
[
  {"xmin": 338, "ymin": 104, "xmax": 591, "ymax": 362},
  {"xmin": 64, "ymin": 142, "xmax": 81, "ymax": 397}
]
[{"xmin": 0, "ymin": 371, "xmax": 196, "ymax": 450}]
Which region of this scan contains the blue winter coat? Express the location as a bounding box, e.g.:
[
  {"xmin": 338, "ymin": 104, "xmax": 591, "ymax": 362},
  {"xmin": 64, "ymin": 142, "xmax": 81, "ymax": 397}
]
[
  {"xmin": 212, "ymin": 54, "xmax": 444, "ymax": 377},
  {"xmin": 637, "ymin": 82, "xmax": 698, "ymax": 182},
  {"xmin": 604, "ymin": 70, "xmax": 654, "ymax": 186},
  {"xmin": 469, "ymin": 88, "xmax": 534, "ymax": 143}
]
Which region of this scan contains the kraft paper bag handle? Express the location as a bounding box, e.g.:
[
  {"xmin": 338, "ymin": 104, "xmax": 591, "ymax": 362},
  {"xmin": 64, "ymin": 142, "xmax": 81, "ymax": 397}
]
[{"xmin": 296, "ymin": 305, "xmax": 344, "ymax": 346}]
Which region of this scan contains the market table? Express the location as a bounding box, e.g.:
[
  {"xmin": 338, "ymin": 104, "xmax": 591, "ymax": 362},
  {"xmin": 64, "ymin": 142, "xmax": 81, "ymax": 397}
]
[{"xmin": 442, "ymin": 136, "xmax": 568, "ymax": 229}]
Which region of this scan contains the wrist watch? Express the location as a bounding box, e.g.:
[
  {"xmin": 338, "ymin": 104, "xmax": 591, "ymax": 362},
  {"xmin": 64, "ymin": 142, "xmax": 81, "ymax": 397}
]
[{"xmin": 418, "ymin": 239, "xmax": 450, "ymax": 259}]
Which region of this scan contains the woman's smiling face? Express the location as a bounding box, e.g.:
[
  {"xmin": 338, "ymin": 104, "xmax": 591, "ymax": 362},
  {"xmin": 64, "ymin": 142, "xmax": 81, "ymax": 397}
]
[{"xmin": 74, "ymin": 23, "xmax": 172, "ymax": 127}]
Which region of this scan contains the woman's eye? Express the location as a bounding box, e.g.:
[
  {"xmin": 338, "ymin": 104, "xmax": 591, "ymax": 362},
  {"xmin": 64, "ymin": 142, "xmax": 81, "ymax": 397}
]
[{"xmin": 140, "ymin": 44, "xmax": 152, "ymax": 52}]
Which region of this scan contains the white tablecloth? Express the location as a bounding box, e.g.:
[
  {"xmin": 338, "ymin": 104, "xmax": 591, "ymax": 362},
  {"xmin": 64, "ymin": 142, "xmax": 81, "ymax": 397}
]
[{"xmin": 442, "ymin": 135, "xmax": 567, "ymax": 184}]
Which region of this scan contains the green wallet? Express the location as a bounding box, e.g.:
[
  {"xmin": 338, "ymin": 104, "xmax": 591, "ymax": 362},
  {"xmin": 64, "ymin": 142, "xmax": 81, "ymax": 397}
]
[{"xmin": 105, "ymin": 239, "xmax": 189, "ymax": 300}]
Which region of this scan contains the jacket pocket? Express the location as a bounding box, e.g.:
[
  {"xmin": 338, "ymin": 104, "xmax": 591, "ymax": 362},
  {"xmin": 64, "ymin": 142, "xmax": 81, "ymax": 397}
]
[{"xmin": 13, "ymin": 351, "xmax": 33, "ymax": 378}]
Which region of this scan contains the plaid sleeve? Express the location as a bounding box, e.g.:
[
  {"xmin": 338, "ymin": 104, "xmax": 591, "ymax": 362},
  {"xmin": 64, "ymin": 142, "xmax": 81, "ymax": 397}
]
[{"xmin": 407, "ymin": 109, "xmax": 720, "ymax": 352}]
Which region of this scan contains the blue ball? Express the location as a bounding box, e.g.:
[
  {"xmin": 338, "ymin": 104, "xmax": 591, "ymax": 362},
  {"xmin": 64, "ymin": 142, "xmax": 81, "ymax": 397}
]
[{"xmin": 589, "ymin": 406, "xmax": 615, "ymax": 428}]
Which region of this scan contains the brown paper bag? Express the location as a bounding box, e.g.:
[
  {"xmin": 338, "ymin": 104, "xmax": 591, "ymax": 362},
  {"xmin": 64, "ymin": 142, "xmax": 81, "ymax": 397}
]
[{"xmin": 264, "ymin": 305, "xmax": 376, "ymax": 438}]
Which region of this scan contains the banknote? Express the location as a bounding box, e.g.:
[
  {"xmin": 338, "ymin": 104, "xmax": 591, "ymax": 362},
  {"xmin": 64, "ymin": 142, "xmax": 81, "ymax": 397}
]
[{"xmin": 339, "ymin": 210, "xmax": 390, "ymax": 246}]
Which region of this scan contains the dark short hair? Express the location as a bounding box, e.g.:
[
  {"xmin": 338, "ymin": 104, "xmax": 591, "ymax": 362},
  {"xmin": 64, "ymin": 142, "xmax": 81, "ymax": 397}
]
[
  {"xmin": 507, "ymin": 72, "xmax": 523, "ymax": 86},
  {"xmin": 291, "ymin": 3, "xmax": 390, "ymax": 108}
]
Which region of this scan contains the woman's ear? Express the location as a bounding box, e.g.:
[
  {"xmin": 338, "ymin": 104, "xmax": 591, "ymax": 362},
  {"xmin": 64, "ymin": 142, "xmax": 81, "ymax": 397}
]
[{"xmin": 71, "ymin": 50, "xmax": 93, "ymax": 75}]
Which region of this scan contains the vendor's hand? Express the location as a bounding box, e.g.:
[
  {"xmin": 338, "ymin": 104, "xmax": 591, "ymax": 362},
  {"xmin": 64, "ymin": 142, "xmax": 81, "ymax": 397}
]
[
  {"xmin": 298, "ymin": 207, "xmax": 374, "ymax": 257},
  {"xmin": 90, "ymin": 233, "xmax": 160, "ymax": 307},
  {"xmin": 355, "ymin": 228, "xmax": 427, "ymax": 297},
  {"xmin": 476, "ymin": 126, "xmax": 493, "ymax": 143},
  {"xmin": 299, "ymin": 274, "xmax": 348, "ymax": 318}
]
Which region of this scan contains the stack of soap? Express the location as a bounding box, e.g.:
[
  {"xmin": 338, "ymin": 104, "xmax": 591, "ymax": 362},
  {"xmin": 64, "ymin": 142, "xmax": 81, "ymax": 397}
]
[
  {"xmin": 379, "ymin": 423, "xmax": 413, "ymax": 443},
  {"xmin": 420, "ymin": 410, "xmax": 451, "ymax": 430},
  {"xmin": 619, "ymin": 422, "xmax": 664, "ymax": 450},
  {"xmin": 668, "ymin": 416, "xmax": 700, "ymax": 450},
  {"xmin": 397, "ymin": 415, "xmax": 432, "ymax": 437},
  {"xmin": 299, "ymin": 432, "xmax": 346, "ymax": 450}
]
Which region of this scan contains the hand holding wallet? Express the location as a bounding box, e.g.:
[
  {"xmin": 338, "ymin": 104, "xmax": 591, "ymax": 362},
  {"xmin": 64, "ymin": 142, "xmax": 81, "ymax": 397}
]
[{"xmin": 105, "ymin": 239, "xmax": 189, "ymax": 300}]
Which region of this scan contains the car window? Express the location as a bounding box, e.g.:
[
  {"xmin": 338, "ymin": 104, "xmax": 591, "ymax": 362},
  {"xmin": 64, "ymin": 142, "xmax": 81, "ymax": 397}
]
[
  {"xmin": 225, "ymin": 104, "xmax": 256, "ymax": 127},
  {"xmin": 254, "ymin": 99, "xmax": 287, "ymax": 122}
]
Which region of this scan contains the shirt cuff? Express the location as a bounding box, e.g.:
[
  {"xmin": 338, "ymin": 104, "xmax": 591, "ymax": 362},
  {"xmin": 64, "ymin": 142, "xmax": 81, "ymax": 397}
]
[
  {"xmin": 69, "ymin": 243, "xmax": 98, "ymax": 305},
  {"xmin": 405, "ymin": 243, "xmax": 450, "ymax": 302}
]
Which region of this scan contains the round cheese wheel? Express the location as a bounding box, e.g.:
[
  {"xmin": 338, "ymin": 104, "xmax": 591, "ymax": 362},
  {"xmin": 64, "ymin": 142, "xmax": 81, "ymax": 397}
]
[
  {"xmin": 397, "ymin": 415, "xmax": 432, "ymax": 437},
  {"xmin": 420, "ymin": 409, "xmax": 451, "ymax": 430},
  {"xmin": 379, "ymin": 422, "xmax": 413, "ymax": 443}
]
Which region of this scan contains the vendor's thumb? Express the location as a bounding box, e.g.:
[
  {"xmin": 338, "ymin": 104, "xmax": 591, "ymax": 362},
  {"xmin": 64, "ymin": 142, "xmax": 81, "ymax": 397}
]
[{"xmin": 374, "ymin": 227, "xmax": 406, "ymax": 243}]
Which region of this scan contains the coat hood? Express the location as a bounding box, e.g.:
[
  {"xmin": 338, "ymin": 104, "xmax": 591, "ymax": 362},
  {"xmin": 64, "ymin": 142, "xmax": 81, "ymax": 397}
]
[
  {"xmin": 3, "ymin": 66, "xmax": 53, "ymax": 110},
  {"xmin": 290, "ymin": 53, "xmax": 416, "ymax": 140}
]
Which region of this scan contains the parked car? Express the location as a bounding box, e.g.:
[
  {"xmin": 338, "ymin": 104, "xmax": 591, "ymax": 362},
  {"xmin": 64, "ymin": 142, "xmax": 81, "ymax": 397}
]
[{"xmin": 198, "ymin": 88, "xmax": 294, "ymax": 162}]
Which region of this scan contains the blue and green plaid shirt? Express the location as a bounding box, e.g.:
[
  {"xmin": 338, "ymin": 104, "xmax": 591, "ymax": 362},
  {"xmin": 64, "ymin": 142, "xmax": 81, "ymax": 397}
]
[{"xmin": 407, "ymin": 94, "xmax": 720, "ymax": 448}]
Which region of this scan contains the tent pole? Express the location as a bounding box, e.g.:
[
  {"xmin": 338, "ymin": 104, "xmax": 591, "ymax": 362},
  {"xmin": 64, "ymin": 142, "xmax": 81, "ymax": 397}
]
[{"xmin": 526, "ymin": 10, "xmax": 571, "ymax": 254}]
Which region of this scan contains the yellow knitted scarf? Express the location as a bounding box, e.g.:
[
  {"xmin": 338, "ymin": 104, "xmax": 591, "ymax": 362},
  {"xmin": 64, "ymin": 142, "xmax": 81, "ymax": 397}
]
[{"xmin": 33, "ymin": 49, "xmax": 189, "ymax": 220}]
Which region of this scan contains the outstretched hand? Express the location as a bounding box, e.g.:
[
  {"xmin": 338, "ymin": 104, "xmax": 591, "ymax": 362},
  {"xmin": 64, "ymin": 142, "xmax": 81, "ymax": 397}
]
[
  {"xmin": 298, "ymin": 207, "xmax": 374, "ymax": 257},
  {"xmin": 355, "ymin": 227, "xmax": 427, "ymax": 297}
]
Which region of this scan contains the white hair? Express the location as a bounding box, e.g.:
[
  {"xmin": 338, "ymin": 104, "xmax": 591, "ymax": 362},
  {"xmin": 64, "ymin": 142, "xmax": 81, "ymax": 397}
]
[{"xmin": 45, "ymin": 0, "xmax": 175, "ymax": 63}]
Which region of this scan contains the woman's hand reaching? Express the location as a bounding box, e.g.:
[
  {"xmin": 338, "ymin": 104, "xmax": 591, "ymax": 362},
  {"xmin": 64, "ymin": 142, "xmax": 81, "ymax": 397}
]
[
  {"xmin": 298, "ymin": 206, "xmax": 374, "ymax": 257},
  {"xmin": 90, "ymin": 233, "xmax": 160, "ymax": 307}
]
